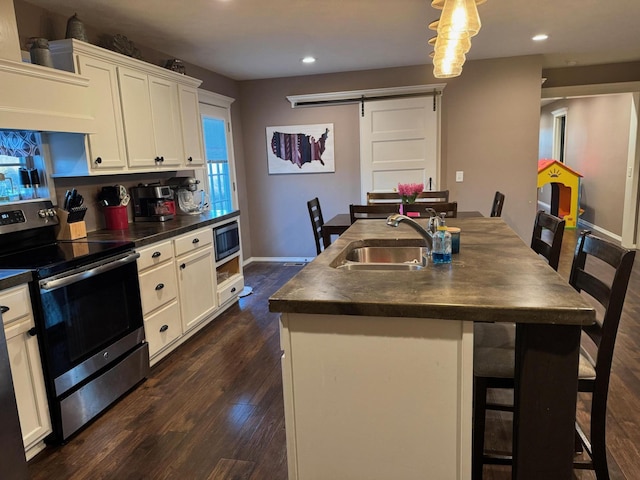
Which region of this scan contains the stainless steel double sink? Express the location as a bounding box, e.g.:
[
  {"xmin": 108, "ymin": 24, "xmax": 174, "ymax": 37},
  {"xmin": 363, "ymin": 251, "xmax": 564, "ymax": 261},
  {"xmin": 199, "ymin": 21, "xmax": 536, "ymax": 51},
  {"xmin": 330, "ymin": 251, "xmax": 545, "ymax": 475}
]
[{"xmin": 332, "ymin": 241, "xmax": 429, "ymax": 271}]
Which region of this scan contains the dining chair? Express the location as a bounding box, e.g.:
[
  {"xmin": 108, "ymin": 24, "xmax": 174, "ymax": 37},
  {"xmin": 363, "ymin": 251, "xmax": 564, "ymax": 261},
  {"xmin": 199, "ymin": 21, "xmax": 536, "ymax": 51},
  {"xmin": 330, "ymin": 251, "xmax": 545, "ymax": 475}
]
[
  {"xmin": 490, "ymin": 191, "xmax": 505, "ymax": 217},
  {"xmin": 307, "ymin": 197, "xmax": 327, "ymax": 255},
  {"xmin": 349, "ymin": 204, "xmax": 400, "ymax": 223},
  {"xmin": 403, "ymin": 201, "xmax": 457, "ymax": 218},
  {"xmin": 366, "ymin": 190, "xmax": 450, "ymax": 204},
  {"xmin": 472, "ymin": 231, "xmax": 636, "ymax": 480}
]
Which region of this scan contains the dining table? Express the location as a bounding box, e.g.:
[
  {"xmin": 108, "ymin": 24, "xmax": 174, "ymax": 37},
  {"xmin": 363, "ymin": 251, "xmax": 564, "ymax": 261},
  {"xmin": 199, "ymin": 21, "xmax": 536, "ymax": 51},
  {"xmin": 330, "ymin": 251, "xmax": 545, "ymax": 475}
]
[{"xmin": 321, "ymin": 210, "xmax": 483, "ymax": 247}]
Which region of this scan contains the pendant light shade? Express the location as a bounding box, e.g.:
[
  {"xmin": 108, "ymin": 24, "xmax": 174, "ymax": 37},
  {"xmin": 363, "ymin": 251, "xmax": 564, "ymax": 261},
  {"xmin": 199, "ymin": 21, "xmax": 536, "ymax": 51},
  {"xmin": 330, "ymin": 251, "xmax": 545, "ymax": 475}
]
[
  {"xmin": 430, "ymin": 0, "xmax": 486, "ymax": 79},
  {"xmin": 438, "ymin": 0, "xmax": 481, "ymax": 38},
  {"xmin": 431, "ymin": 0, "xmax": 486, "ymax": 9},
  {"xmin": 433, "ymin": 62, "xmax": 463, "ymax": 78}
]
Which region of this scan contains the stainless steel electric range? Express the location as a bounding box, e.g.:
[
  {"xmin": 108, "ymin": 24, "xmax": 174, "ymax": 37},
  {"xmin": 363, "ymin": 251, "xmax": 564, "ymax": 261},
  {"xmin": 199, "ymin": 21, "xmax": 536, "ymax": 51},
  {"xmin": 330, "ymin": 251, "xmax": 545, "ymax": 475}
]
[{"xmin": 0, "ymin": 200, "xmax": 149, "ymax": 444}]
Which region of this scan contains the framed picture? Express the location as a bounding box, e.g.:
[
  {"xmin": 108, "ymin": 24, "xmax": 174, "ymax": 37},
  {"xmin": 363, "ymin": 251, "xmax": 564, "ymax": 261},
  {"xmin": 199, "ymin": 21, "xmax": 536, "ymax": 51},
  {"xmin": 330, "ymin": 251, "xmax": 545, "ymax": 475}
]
[{"xmin": 266, "ymin": 123, "xmax": 335, "ymax": 174}]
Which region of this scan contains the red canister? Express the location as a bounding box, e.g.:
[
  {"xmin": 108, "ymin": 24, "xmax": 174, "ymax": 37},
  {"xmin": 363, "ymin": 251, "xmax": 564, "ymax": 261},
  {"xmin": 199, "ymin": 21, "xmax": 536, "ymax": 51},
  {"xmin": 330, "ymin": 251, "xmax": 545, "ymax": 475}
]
[{"xmin": 103, "ymin": 205, "xmax": 129, "ymax": 230}]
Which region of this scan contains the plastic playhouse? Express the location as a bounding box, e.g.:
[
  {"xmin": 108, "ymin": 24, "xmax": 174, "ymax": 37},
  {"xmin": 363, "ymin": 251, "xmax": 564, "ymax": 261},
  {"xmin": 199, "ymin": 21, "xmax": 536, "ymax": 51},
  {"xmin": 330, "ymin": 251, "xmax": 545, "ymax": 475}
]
[{"xmin": 537, "ymin": 159, "xmax": 583, "ymax": 229}]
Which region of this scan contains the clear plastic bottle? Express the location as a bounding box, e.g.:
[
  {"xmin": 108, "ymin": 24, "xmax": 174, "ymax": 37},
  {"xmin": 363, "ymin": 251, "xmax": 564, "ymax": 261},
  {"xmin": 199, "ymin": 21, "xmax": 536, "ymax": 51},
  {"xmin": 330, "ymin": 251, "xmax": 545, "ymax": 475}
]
[{"xmin": 432, "ymin": 225, "xmax": 452, "ymax": 264}]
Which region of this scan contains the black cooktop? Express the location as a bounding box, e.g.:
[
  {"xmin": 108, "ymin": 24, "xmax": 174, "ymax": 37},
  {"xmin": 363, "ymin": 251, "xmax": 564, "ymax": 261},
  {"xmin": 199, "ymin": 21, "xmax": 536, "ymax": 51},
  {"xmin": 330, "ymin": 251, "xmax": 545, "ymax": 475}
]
[{"xmin": 0, "ymin": 240, "xmax": 134, "ymax": 279}]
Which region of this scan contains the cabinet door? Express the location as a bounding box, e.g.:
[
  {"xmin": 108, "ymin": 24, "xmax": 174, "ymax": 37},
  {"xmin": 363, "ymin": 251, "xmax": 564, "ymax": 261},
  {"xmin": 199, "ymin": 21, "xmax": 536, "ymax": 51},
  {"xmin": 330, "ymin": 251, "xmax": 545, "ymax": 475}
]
[
  {"xmin": 178, "ymin": 84, "xmax": 204, "ymax": 166},
  {"xmin": 139, "ymin": 261, "xmax": 179, "ymax": 316},
  {"xmin": 118, "ymin": 66, "xmax": 156, "ymax": 167},
  {"xmin": 76, "ymin": 55, "xmax": 127, "ymax": 171},
  {"xmin": 149, "ymin": 76, "xmax": 183, "ymax": 168},
  {"xmin": 176, "ymin": 247, "xmax": 216, "ymax": 332},
  {"xmin": 5, "ymin": 317, "xmax": 52, "ymax": 456}
]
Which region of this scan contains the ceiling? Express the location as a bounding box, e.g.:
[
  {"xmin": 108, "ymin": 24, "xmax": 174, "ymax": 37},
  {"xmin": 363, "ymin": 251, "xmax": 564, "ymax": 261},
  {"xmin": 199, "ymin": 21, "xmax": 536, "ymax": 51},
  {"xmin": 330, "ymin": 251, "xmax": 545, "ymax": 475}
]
[{"xmin": 23, "ymin": 0, "xmax": 640, "ymax": 81}]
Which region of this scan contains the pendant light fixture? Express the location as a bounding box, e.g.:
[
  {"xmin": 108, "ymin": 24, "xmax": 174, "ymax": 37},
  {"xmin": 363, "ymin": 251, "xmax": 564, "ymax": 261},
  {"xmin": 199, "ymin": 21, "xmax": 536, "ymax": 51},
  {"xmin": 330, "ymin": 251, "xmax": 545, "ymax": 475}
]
[{"xmin": 430, "ymin": 0, "xmax": 486, "ymax": 79}]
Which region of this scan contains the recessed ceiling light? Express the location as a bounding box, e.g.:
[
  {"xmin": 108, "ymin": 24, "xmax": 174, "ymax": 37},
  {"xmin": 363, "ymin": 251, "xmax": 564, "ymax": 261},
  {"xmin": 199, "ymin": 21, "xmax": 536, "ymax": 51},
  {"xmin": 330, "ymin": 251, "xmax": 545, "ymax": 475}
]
[
  {"xmin": 302, "ymin": 56, "xmax": 316, "ymax": 64},
  {"xmin": 532, "ymin": 34, "xmax": 548, "ymax": 41}
]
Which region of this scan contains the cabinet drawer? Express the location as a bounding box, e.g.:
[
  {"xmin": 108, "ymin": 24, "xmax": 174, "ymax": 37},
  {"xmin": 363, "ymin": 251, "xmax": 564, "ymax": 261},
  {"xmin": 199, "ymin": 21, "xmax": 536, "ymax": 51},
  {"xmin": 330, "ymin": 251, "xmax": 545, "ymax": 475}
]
[
  {"xmin": 137, "ymin": 240, "xmax": 174, "ymax": 271},
  {"xmin": 174, "ymin": 228, "xmax": 213, "ymax": 257},
  {"xmin": 144, "ymin": 301, "xmax": 181, "ymax": 358},
  {"xmin": 0, "ymin": 284, "xmax": 32, "ymax": 326},
  {"xmin": 139, "ymin": 262, "xmax": 178, "ymax": 316},
  {"xmin": 217, "ymin": 274, "xmax": 244, "ymax": 306}
]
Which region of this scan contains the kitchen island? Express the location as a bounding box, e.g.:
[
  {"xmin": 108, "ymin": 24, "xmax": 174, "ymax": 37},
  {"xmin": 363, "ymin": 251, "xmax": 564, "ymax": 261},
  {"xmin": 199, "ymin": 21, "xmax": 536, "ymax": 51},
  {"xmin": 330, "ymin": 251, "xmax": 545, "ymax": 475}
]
[{"xmin": 269, "ymin": 216, "xmax": 595, "ymax": 480}]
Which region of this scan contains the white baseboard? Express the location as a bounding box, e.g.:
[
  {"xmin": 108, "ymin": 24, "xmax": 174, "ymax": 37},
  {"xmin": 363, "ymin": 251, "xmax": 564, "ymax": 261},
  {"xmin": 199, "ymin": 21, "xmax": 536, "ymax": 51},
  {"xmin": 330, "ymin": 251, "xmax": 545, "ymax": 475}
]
[
  {"xmin": 536, "ymin": 201, "xmax": 621, "ymax": 243},
  {"xmin": 577, "ymin": 219, "xmax": 622, "ymax": 243},
  {"xmin": 244, "ymin": 256, "xmax": 312, "ymax": 265}
]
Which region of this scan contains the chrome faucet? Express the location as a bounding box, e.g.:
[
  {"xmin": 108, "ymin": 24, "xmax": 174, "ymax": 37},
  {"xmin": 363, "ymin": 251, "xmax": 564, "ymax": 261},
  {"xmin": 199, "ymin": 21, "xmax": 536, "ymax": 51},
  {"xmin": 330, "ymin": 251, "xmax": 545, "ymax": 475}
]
[{"xmin": 386, "ymin": 213, "xmax": 434, "ymax": 252}]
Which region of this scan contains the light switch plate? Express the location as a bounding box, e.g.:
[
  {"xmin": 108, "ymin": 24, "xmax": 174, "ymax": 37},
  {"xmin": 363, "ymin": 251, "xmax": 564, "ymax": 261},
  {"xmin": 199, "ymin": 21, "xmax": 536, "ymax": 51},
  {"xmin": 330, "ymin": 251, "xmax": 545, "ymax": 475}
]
[{"xmin": 456, "ymin": 171, "xmax": 464, "ymax": 182}]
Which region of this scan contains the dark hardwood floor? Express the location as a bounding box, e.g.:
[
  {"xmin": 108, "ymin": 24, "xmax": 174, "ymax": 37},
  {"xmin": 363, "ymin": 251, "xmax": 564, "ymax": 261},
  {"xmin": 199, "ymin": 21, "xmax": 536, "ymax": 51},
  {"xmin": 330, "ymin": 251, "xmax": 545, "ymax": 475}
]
[{"xmin": 28, "ymin": 228, "xmax": 640, "ymax": 479}]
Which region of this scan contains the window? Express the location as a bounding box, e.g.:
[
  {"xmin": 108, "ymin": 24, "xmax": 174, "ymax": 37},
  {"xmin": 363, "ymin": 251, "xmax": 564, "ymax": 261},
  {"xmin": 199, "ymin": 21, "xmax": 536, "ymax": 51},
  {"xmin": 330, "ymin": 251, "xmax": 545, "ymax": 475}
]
[
  {"xmin": 0, "ymin": 130, "xmax": 51, "ymax": 203},
  {"xmin": 552, "ymin": 108, "xmax": 568, "ymax": 163},
  {"xmin": 199, "ymin": 100, "xmax": 236, "ymax": 212}
]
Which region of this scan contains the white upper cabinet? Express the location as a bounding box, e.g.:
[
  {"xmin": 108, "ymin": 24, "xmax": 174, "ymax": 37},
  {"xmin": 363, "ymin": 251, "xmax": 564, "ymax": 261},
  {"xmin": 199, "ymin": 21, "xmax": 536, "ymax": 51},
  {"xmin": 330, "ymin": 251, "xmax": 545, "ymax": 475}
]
[
  {"xmin": 178, "ymin": 84, "xmax": 204, "ymax": 166},
  {"xmin": 148, "ymin": 76, "xmax": 183, "ymax": 168},
  {"xmin": 117, "ymin": 67, "xmax": 156, "ymax": 168},
  {"xmin": 48, "ymin": 39, "xmax": 203, "ymax": 176},
  {"xmin": 76, "ymin": 55, "xmax": 127, "ymax": 171}
]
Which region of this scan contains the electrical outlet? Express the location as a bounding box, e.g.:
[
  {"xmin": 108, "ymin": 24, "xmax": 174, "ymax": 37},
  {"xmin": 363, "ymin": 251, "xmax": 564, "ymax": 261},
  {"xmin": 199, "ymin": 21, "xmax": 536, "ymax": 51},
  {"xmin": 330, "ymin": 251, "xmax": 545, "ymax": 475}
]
[{"xmin": 455, "ymin": 171, "xmax": 464, "ymax": 182}]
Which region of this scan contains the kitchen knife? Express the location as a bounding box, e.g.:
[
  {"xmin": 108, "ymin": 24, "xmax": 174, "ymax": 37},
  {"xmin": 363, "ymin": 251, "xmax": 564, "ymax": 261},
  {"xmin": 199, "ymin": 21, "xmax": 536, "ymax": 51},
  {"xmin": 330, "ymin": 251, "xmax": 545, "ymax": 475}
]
[{"xmin": 63, "ymin": 190, "xmax": 72, "ymax": 211}]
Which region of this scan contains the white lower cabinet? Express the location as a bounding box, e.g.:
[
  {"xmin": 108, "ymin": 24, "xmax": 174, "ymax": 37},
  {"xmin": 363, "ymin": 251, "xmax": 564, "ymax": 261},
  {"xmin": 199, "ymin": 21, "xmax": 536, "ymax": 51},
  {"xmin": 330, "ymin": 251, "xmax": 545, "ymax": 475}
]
[
  {"xmin": 1, "ymin": 284, "xmax": 52, "ymax": 460},
  {"xmin": 143, "ymin": 301, "xmax": 182, "ymax": 357},
  {"xmin": 137, "ymin": 221, "xmax": 242, "ymax": 366},
  {"xmin": 175, "ymin": 228, "xmax": 216, "ymax": 332},
  {"xmin": 136, "ymin": 240, "xmax": 181, "ymax": 360}
]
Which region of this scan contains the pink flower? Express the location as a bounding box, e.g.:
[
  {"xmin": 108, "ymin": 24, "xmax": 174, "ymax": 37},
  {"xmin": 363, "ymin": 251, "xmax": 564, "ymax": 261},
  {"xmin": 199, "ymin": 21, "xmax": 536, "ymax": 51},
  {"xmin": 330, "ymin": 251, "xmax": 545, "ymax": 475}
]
[
  {"xmin": 397, "ymin": 183, "xmax": 424, "ymax": 196},
  {"xmin": 397, "ymin": 183, "xmax": 424, "ymax": 203}
]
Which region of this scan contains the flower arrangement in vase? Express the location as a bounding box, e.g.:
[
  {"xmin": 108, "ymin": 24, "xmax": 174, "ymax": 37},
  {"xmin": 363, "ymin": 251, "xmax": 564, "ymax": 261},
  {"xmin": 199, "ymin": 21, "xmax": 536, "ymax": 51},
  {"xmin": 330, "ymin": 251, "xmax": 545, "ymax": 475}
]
[{"xmin": 397, "ymin": 182, "xmax": 424, "ymax": 215}]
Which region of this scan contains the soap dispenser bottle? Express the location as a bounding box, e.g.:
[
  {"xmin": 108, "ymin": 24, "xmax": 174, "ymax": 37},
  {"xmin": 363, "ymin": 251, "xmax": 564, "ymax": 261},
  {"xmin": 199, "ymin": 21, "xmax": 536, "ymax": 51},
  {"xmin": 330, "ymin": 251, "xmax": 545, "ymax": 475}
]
[{"xmin": 432, "ymin": 215, "xmax": 452, "ymax": 264}]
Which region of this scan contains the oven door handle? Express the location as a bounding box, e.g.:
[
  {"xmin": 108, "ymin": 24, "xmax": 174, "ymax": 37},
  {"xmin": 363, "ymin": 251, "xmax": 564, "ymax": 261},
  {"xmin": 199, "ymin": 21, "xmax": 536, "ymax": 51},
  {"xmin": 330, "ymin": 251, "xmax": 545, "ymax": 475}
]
[{"xmin": 39, "ymin": 252, "xmax": 140, "ymax": 291}]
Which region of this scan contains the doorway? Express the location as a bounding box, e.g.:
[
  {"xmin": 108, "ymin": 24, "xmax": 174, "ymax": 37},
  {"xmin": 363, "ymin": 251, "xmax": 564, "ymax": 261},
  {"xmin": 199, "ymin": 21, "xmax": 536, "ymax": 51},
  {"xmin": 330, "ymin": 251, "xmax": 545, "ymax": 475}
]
[
  {"xmin": 359, "ymin": 96, "xmax": 440, "ymax": 202},
  {"xmin": 540, "ymin": 86, "xmax": 640, "ymax": 248}
]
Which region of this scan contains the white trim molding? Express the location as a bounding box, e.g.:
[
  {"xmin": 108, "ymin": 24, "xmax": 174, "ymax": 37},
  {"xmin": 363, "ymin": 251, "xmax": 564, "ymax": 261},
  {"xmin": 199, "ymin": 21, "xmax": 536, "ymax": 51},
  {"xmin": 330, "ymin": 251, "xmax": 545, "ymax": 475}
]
[
  {"xmin": 244, "ymin": 256, "xmax": 312, "ymax": 265},
  {"xmin": 198, "ymin": 89, "xmax": 235, "ymax": 108},
  {"xmin": 286, "ymin": 84, "xmax": 447, "ymax": 108}
]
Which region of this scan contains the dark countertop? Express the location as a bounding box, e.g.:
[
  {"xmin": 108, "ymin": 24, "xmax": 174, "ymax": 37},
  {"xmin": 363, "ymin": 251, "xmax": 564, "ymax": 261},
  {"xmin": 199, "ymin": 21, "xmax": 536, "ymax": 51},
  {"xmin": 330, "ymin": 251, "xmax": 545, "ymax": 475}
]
[
  {"xmin": 85, "ymin": 209, "xmax": 240, "ymax": 247},
  {"xmin": 0, "ymin": 269, "xmax": 33, "ymax": 291},
  {"xmin": 269, "ymin": 216, "xmax": 595, "ymax": 326}
]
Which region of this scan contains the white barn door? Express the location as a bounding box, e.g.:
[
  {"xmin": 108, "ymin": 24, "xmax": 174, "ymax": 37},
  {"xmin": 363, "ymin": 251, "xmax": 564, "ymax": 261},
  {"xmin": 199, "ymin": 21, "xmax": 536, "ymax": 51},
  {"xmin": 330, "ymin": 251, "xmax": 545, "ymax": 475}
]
[{"xmin": 360, "ymin": 96, "xmax": 440, "ymax": 202}]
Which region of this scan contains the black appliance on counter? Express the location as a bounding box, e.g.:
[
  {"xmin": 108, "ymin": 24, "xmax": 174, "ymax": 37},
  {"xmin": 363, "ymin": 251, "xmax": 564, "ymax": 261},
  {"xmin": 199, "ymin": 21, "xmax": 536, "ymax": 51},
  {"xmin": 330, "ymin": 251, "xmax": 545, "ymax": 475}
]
[
  {"xmin": 0, "ymin": 201, "xmax": 149, "ymax": 444},
  {"xmin": 131, "ymin": 185, "xmax": 175, "ymax": 222}
]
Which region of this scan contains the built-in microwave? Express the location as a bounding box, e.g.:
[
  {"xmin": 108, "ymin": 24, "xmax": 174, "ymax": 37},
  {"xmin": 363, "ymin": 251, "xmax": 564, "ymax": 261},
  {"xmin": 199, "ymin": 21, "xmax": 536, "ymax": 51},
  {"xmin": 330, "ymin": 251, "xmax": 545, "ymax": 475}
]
[{"xmin": 214, "ymin": 221, "xmax": 240, "ymax": 262}]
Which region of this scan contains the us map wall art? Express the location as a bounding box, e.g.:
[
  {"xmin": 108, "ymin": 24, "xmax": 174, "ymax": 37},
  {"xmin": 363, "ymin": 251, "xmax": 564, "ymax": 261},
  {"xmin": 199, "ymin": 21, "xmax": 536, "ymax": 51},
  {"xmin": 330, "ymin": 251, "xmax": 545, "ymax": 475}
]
[{"xmin": 266, "ymin": 123, "xmax": 335, "ymax": 174}]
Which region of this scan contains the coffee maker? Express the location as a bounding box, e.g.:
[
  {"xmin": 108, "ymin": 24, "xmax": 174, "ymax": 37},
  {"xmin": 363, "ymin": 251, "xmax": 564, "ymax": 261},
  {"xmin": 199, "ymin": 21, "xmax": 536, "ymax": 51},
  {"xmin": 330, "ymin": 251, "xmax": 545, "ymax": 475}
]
[{"xmin": 131, "ymin": 185, "xmax": 175, "ymax": 222}]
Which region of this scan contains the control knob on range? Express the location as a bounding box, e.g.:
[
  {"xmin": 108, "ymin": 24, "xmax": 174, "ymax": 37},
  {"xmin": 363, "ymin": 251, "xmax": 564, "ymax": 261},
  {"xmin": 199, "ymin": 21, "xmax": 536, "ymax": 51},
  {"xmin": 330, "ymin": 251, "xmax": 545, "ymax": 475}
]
[{"xmin": 37, "ymin": 209, "xmax": 57, "ymax": 219}]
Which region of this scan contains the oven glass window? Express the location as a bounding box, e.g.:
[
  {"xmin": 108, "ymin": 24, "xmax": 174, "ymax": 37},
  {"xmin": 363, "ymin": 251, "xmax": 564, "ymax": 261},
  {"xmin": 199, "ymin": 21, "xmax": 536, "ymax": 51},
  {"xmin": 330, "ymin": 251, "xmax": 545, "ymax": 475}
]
[{"xmin": 39, "ymin": 260, "xmax": 143, "ymax": 378}]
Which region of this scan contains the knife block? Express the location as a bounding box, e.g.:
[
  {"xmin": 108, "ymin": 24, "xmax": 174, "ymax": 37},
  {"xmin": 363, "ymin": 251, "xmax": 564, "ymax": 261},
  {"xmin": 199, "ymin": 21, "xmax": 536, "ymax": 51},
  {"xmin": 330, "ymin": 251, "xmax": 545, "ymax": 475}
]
[{"xmin": 56, "ymin": 208, "xmax": 87, "ymax": 240}]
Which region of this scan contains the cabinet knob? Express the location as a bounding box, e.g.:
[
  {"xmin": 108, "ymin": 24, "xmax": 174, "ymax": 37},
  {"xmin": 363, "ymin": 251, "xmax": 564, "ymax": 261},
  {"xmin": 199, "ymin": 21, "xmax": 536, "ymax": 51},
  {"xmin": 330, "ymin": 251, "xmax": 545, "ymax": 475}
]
[
  {"xmin": 160, "ymin": 156, "xmax": 165, "ymax": 163},
  {"xmin": 187, "ymin": 156, "xmax": 193, "ymax": 162},
  {"xmin": 159, "ymin": 324, "xmax": 169, "ymax": 333},
  {"xmin": 192, "ymin": 238, "xmax": 200, "ymax": 244},
  {"xmin": 155, "ymin": 156, "xmax": 162, "ymax": 163},
  {"xmin": 155, "ymin": 283, "xmax": 165, "ymax": 291},
  {"xmin": 180, "ymin": 263, "xmax": 186, "ymax": 269},
  {"xmin": 28, "ymin": 327, "xmax": 37, "ymax": 337},
  {"xmin": 95, "ymin": 157, "xmax": 103, "ymax": 164},
  {"xmin": 151, "ymin": 251, "xmax": 162, "ymax": 258},
  {"xmin": 0, "ymin": 305, "xmax": 9, "ymax": 314},
  {"xmin": 231, "ymin": 287, "xmax": 236, "ymax": 293}
]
